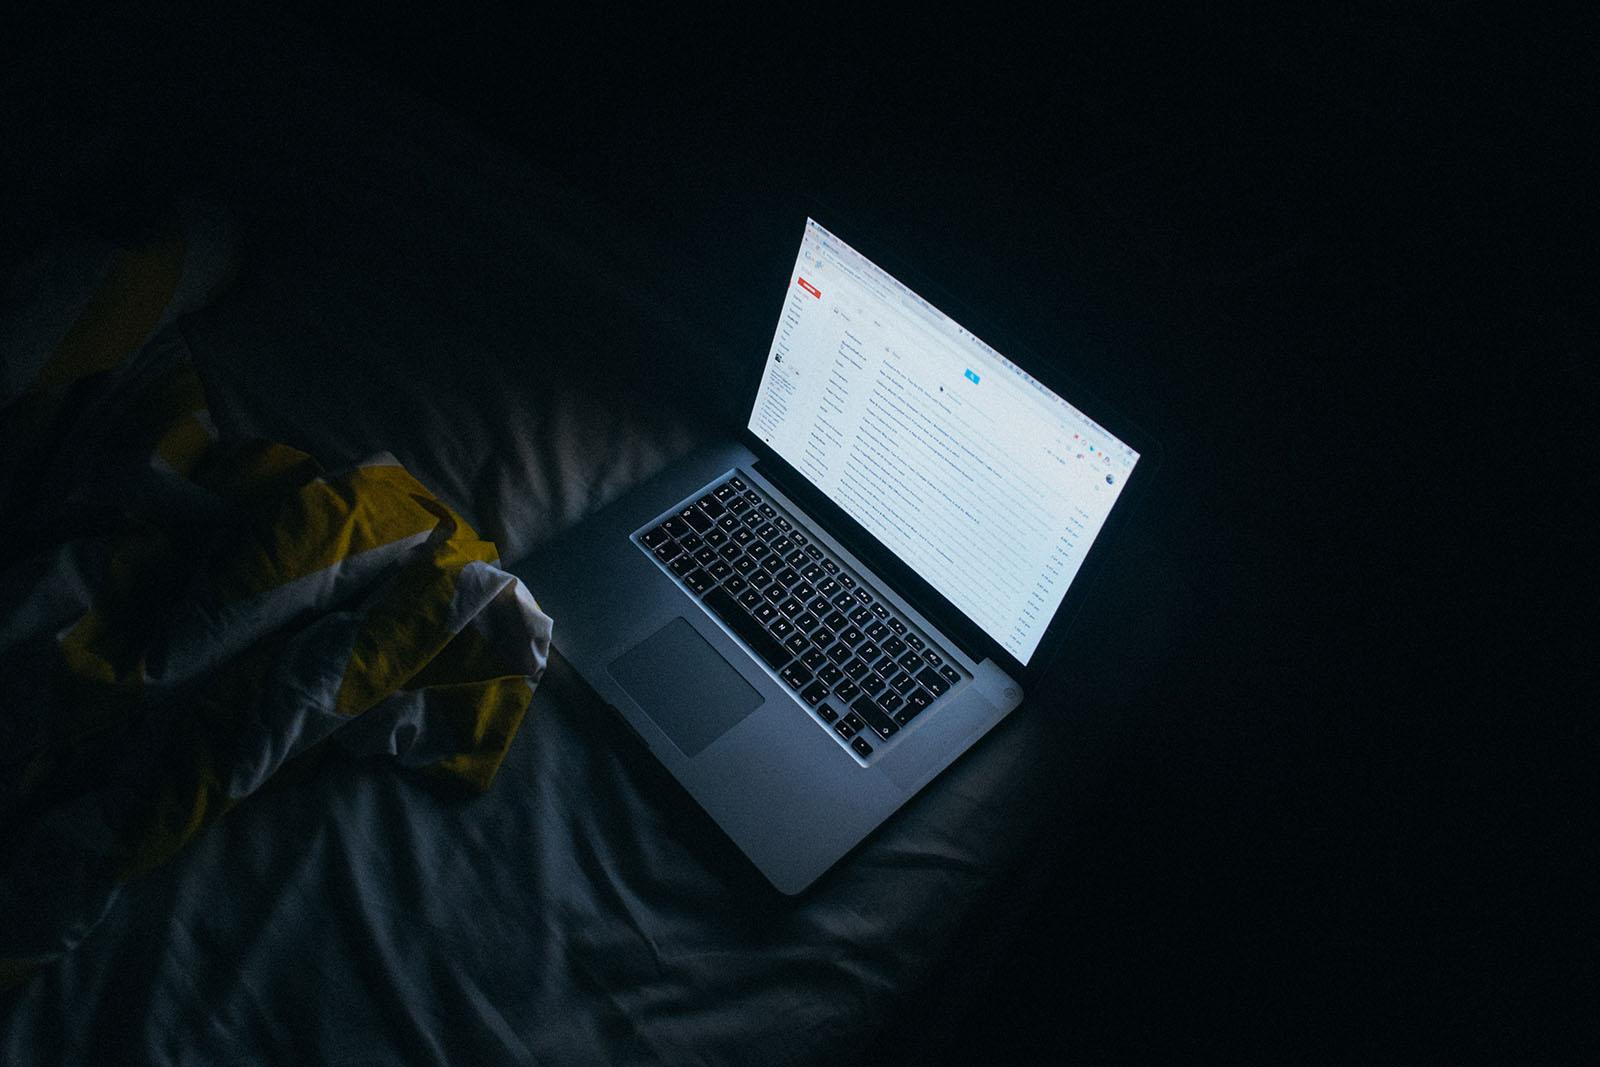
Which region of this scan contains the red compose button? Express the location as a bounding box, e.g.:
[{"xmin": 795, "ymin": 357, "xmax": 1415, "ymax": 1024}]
[{"xmin": 797, "ymin": 277, "xmax": 821, "ymax": 299}]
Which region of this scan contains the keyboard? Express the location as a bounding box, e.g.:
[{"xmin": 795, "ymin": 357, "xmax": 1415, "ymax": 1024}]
[{"xmin": 635, "ymin": 473, "xmax": 965, "ymax": 760}]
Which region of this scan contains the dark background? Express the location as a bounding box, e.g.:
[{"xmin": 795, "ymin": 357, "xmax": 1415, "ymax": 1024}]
[{"xmin": 10, "ymin": 2, "xmax": 1588, "ymax": 1060}]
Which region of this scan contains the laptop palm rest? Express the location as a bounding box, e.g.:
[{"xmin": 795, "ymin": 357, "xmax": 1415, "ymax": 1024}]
[{"xmin": 608, "ymin": 617, "xmax": 763, "ymax": 758}]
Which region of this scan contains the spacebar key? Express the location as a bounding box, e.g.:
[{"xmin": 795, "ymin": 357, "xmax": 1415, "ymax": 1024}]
[{"xmin": 702, "ymin": 585, "xmax": 791, "ymax": 671}]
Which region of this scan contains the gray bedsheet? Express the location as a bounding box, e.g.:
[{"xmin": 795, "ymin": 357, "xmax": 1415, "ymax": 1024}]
[{"xmin": 1, "ymin": 6, "xmax": 1139, "ymax": 1063}]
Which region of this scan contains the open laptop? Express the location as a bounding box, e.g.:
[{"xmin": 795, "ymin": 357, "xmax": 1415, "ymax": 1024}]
[{"xmin": 514, "ymin": 216, "xmax": 1154, "ymax": 893}]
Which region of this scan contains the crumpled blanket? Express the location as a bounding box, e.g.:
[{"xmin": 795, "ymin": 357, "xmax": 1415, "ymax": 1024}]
[{"xmin": 0, "ymin": 207, "xmax": 552, "ymax": 990}]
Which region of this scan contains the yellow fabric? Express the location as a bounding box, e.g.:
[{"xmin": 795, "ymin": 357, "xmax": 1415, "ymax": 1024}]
[
  {"xmin": 207, "ymin": 462, "xmax": 452, "ymax": 608},
  {"xmin": 27, "ymin": 231, "xmax": 188, "ymax": 393}
]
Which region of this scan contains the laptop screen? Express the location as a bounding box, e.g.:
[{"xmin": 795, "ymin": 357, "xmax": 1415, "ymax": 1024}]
[{"xmin": 748, "ymin": 219, "xmax": 1139, "ymax": 667}]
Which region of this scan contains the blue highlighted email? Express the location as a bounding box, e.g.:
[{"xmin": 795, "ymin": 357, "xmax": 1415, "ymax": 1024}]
[{"xmin": 964, "ymin": 369, "xmax": 980, "ymax": 384}]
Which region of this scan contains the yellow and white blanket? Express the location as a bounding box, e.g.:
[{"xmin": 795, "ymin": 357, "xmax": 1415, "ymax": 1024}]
[{"xmin": 0, "ymin": 208, "xmax": 552, "ymax": 989}]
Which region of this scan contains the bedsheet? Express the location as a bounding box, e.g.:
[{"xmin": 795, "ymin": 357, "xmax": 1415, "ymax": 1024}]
[{"xmin": 0, "ymin": 5, "xmax": 1123, "ymax": 1064}]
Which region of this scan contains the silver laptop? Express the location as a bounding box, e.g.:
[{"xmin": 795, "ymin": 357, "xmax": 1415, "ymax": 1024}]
[{"xmin": 515, "ymin": 216, "xmax": 1153, "ymax": 893}]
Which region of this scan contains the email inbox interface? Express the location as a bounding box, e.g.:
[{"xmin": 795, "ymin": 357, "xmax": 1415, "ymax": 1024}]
[{"xmin": 751, "ymin": 220, "xmax": 1137, "ymax": 666}]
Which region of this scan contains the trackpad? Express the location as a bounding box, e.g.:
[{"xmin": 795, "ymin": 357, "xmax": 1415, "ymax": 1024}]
[{"xmin": 608, "ymin": 617, "xmax": 763, "ymax": 758}]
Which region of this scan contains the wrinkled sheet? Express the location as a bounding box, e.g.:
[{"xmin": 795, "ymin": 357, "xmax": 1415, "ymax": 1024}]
[
  {"xmin": 0, "ymin": 210, "xmax": 552, "ymax": 993},
  {"xmin": 0, "ymin": 6, "xmax": 1089, "ymax": 1064}
]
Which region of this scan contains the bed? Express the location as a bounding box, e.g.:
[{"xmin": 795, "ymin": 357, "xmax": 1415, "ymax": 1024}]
[{"xmin": 0, "ymin": 5, "xmax": 1191, "ymax": 1063}]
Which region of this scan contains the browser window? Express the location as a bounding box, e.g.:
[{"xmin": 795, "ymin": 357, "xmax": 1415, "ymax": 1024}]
[{"xmin": 750, "ymin": 219, "xmax": 1139, "ymax": 664}]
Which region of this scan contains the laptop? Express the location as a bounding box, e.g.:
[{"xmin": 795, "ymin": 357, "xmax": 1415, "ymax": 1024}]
[{"xmin": 514, "ymin": 215, "xmax": 1154, "ymax": 893}]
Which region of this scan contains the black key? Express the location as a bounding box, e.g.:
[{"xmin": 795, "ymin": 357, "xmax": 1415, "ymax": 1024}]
[
  {"xmin": 679, "ymin": 505, "xmax": 714, "ymax": 534},
  {"xmin": 683, "ymin": 569, "xmax": 713, "ymax": 594},
  {"xmin": 803, "ymin": 683, "xmax": 831, "ymax": 708},
  {"xmin": 835, "ymin": 713, "xmax": 864, "ymax": 739},
  {"xmin": 641, "ymin": 526, "xmax": 671, "ymax": 549},
  {"xmin": 851, "ymin": 695, "xmax": 899, "ymax": 739},
  {"xmin": 892, "ymin": 701, "xmax": 924, "ymax": 726},
  {"xmin": 669, "ymin": 554, "xmax": 696, "ymax": 577},
  {"xmin": 800, "ymin": 648, "xmax": 828, "ymax": 670},
  {"xmin": 916, "ymin": 668, "xmax": 950, "ymax": 697},
  {"xmin": 780, "ymin": 662, "xmax": 814, "ymax": 690},
  {"xmin": 783, "ymin": 632, "xmax": 809, "ymax": 654},
  {"xmin": 652, "ymin": 540, "xmax": 684, "ymax": 563},
  {"xmin": 940, "ymin": 664, "xmax": 961, "ymax": 685},
  {"xmin": 834, "ymin": 678, "xmax": 861, "ymax": 703},
  {"xmin": 703, "ymin": 585, "xmax": 791, "ymax": 671},
  {"xmin": 905, "ymin": 633, "xmax": 926, "ymax": 651},
  {"xmin": 815, "ymin": 700, "xmax": 838, "ymax": 722},
  {"xmin": 661, "ymin": 516, "xmax": 691, "ymax": 539},
  {"xmin": 851, "ymin": 736, "xmax": 874, "ymax": 757},
  {"xmin": 696, "ymin": 493, "xmax": 726, "ymax": 518}
]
